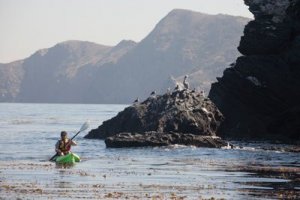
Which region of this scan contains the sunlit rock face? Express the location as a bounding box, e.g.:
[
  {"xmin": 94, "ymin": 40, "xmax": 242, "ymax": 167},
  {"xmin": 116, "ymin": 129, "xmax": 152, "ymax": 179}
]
[{"xmin": 209, "ymin": 0, "xmax": 300, "ymax": 143}]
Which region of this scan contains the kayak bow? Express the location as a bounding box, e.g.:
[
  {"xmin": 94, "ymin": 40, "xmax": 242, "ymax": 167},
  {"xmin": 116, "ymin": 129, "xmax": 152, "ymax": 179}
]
[{"xmin": 54, "ymin": 153, "xmax": 80, "ymax": 164}]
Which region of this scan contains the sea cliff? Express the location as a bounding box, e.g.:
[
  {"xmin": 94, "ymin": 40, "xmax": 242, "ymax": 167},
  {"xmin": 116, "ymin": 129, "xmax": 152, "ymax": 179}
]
[{"xmin": 209, "ymin": 0, "xmax": 300, "ymax": 143}]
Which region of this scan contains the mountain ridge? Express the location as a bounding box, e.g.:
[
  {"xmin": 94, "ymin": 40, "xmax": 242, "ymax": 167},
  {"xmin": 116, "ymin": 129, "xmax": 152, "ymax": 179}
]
[{"xmin": 0, "ymin": 9, "xmax": 250, "ymax": 103}]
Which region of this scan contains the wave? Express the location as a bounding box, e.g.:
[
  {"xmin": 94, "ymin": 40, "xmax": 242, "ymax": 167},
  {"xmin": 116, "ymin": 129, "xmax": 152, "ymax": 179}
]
[{"xmin": 11, "ymin": 119, "xmax": 34, "ymax": 125}]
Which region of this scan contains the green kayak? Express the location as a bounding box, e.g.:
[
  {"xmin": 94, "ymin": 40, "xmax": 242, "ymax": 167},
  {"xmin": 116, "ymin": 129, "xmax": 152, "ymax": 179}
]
[{"xmin": 54, "ymin": 153, "xmax": 80, "ymax": 164}]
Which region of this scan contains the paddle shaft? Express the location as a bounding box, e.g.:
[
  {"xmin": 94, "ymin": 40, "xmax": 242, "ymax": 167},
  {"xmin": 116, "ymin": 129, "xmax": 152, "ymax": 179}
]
[
  {"xmin": 70, "ymin": 130, "xmax": 81, "ymax": 140},
  {"xmin": 49, "ymin": 130, "xmax": 81, "ymax": 161}
]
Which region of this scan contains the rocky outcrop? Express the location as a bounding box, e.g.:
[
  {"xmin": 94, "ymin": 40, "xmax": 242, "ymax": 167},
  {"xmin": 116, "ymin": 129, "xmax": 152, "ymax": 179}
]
[
  {"xmin": 85, "ymin": 89, "xmax": 226, "ymax": 148},
  {"xmin": 209, "ymin": 0, "xmax": 300, "ymax": 143},
  {"xmin": 105, "ymin": 132, "xmax": 227, "ymax": 148}
]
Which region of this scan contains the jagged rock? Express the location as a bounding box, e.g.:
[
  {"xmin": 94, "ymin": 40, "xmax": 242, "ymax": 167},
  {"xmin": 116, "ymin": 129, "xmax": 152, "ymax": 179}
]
[
  {"xmin": 209, "ymin": 0, "xmax": 300, "ymax": 143},
  {"xmin": 244, "ymin": 0, "xmax": 290, "ymax": 22},
  {"xmin": 238, "ymin": 0, "xmax": 293, "ymax": 55},
  {"xmin": 238, "ymin": 19, "xmax": 291, "ymax": 55},
  {"xmin": 105, "ymin": 132, "xmax": 227, "ymax": 148},
  {"xmin": 85, "ymin": 89, "xmax": 225, "ymax": 148}
]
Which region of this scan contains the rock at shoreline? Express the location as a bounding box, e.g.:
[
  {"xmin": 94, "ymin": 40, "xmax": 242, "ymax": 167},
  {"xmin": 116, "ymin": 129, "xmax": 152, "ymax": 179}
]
[
  {"xmin": 85, "ymin": 89, "xmax": 226, "ymax": 148},
  {"xmin": 209, "ymin": 0, "xmax": 300, "ymax": 143},
  {"xmin": 105, "ymin": 132, "xmax": 227, "ymax": 148}
]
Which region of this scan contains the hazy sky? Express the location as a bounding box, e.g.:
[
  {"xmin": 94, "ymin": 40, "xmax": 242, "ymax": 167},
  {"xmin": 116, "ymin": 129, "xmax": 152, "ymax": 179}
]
[{"xmin": 0, "ymin": 0, "xmax": 252, "ymax": 63}]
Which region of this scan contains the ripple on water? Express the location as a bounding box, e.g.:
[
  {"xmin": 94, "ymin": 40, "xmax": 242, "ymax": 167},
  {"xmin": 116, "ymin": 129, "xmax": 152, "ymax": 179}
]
[{"xmin": 1, "ymin": 103, "xmax": 300, "ymax": 199}]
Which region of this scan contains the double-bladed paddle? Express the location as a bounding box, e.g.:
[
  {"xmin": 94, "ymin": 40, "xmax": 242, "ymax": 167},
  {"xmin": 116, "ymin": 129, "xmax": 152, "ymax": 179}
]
[{"xmin": 49, "ymin": 121, "xmax": 89, "ymax": 161}]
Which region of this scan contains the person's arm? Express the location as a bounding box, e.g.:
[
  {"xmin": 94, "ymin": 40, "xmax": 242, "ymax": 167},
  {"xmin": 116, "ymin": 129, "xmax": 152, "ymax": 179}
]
[
  {"xmin": 70, "ymin": 140, "xmax": 77, "ymax": 146},
  {"xmin": 65, "ymin": 139, "xmax": 77, "ymax": 147},
  {"xmin": 55, "ymin": 141, "xmax": 62, "ymax": 154}
]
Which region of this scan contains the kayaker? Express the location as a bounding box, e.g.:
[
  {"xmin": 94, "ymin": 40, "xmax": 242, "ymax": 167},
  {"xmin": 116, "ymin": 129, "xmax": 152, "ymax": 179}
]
[{"xmin": 55, "ymin": 131, "xmax": 77, "ymax": 156}]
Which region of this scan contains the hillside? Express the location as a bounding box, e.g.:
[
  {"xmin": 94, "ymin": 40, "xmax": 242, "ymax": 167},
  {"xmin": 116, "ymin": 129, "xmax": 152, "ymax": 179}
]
[{"xmin": 0, "ymin": 9, "xmax": 249, "ymax": 103}]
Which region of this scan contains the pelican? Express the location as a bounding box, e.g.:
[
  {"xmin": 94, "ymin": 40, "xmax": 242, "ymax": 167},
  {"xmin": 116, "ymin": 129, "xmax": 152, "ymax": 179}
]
[
  {"xmin": 200, "ymin": 90, "xmax": 205, "ymax": 97},
  {"xmin": 150, "ymin": 91, "xmax": 156, "ymax": 96},
  {"xmin": 183, "ymin": 75, "xmax": 189, "ymax": 90},
  {"xmin": 133, "ymin": 97, "xmax": 139, "ymax": 103}
]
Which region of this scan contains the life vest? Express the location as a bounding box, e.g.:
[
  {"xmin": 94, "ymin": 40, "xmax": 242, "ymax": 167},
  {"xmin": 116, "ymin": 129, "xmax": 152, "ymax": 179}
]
[{"xmin": 58, "ymin": 139, "xmax": 71, "ymax": 154}]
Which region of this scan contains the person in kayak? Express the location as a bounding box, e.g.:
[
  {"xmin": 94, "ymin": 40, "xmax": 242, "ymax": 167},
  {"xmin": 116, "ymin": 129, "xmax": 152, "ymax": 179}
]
[{"xmin": 55, "ymin": 131, "xmax": 77, "ymax": 156}]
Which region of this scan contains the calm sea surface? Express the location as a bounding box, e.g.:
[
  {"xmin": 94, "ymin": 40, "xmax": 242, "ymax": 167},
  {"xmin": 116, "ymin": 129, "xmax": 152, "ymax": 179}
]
[{"xmin": 0, "ymin": 103, "xmax": 299, "ymax": 199}]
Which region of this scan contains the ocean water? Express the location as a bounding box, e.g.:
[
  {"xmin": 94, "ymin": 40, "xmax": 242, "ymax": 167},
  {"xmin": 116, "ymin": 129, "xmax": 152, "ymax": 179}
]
[{"xmin": 0, "ymin": 103, "xmax": 299, "ymax": 199}]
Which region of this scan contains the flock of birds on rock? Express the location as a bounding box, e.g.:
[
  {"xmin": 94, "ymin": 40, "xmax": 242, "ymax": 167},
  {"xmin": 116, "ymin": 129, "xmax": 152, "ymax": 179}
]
[{"xmin": 133, "ymin": 75, "xmax": 205, "ymax": 104}]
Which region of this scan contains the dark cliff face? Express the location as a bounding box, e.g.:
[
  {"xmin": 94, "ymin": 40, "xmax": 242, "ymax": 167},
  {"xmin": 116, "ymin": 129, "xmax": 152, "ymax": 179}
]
[{"xmin": 209, "ymin": 0, "xmax": 300, "ymax": 142}]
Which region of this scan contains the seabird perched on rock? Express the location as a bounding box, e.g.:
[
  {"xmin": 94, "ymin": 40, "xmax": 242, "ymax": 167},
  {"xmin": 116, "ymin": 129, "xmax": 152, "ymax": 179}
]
[
  {"xmin": 150, "ymin": 90, "xmax": 156, "ymax": 98},
  {"xmin": 183, "ymin": 75, "xmax": 189, "ymax": 90},
  {"xmin": 201, "ymin": 107, "xmax": 209, "ymax": 114},
  {"xmin": 150, "ymin": 91, "xmax": 156, "ymax": 96},
  {"xmin": 200, "ymin": 90, "xmax": 205, "ymax": 97},
  {"xmin": 133, "ymin": 97, "xmax": 139, "ymax": 103},
  {"xmin": 174, "ymin": 84, "xmax": 180, "ymax": 91}
]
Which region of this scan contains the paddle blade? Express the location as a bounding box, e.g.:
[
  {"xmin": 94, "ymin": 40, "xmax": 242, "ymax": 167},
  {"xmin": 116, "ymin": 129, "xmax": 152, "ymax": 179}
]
[{"xmin": 80, "ymin": 121, "xmax": 89, "ymax": 132}]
